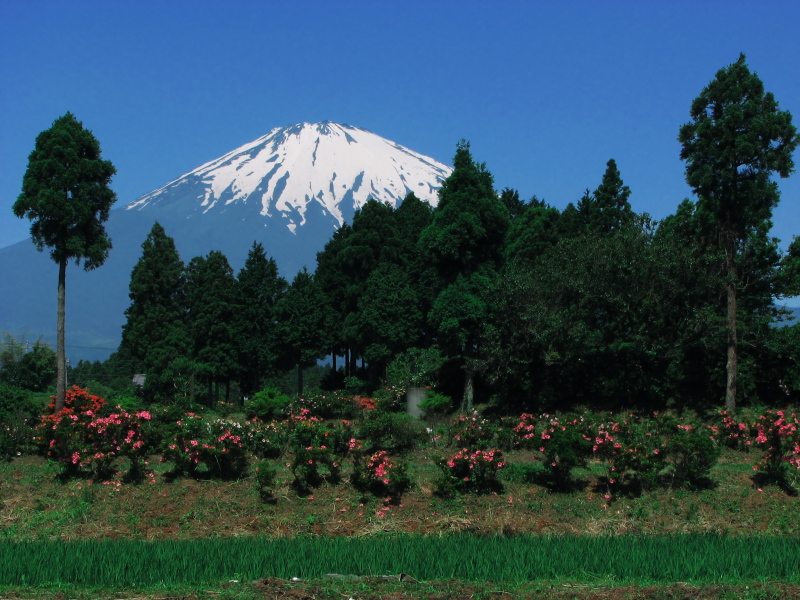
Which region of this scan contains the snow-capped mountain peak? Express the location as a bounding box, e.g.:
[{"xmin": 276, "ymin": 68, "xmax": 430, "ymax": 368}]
[{"xmin": 125, "ymin": 122, "xmax": 451, "ymax": 234}]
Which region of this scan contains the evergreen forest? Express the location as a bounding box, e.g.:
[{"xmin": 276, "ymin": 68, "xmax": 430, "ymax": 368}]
[{"xmin": 3, "ymin": 54, "xmax": 800, "ymax": 418}]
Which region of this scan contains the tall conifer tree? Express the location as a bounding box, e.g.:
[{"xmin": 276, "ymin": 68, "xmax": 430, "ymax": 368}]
[
  {"xmin": 235, "ymin": 242, "xmax": 287, "ymax": 396},
  {"xmin": 13, "ymin": 113, "xmax": 117, "ymax": 410},
  {"xmin": 420, "ymin": 141, "xmax": 509, "ymax": 409},
  {"xmin": 679, "ymin": 54, "xmax": 799, "ymax": 410},
  {"xmin": 122, "ymin": 222, "xmax": 189, "ymax": 402}
]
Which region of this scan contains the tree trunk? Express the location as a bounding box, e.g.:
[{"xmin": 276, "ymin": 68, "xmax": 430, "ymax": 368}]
[
  {"xmin": 297, "ymin": 364, "xmax": 304, "ymax": 397},
  {"xmin": 55, "ymin": 257, "xmax": 67, "ymax": 412},
  {"xmin": 460, "ymin": 368, "xmax": 474, "ymax": 413},
  {"xmin": 725, "ymin": 234, "xmax": 738, "ymax": 412}
]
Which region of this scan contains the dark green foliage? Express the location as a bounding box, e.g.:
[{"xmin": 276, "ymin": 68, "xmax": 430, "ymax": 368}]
[
  {"xmin": 185, "ymin": 251, "xmax": 239, "ymax": 404},
  {"xmin": 499, "ymin": 187, "xmax": 527, "ymax": 220},
  {"xmin": 420, "ymin": 140, "xmax": 509, "ymax": 282},
  {"xmin": 554, "ymin": 201, "xmax": 584, "ymax": 238},
  {"xmin": 254, "ymin": 460, "xmax": 278, "ymax": 502},
  {"xmin": 679, "ymin": 53, "xmax": 799, "ymax": 410},
  {"xmin": 12, "ymin": 112, "xmax": 116, "ymax": 268},
  {"xmin": 235, "ymin": 242, "xmax": 287, "ymax": 396},
  {"xmin": 418, "ymin": 390, "xmax": 453, "ymax": 417},
  {"xmin": 386, "ymin": 346, "xmax": 444, "ymax": 388},
  {"xmin": 347, "ymin": 263, "xmax": 423, "ymax": 369},
  {"xmin": 0, "ymin": 334, "xmax": 56, "ymax": 392},
  {"xmin": 584, "ymin": 159, "xmax": 633, "ymax": 235},
  {"xmin": 0, "ymin": 384, "xmax": 42, "ymax": 459},
  {"xmin": 503, "ymin": 203, "xmax": 560, "ymax": 267},
  {"xmin": 275, "ymin": 268, "xmax": 328, "ymax": 395},
  {"xmin": 122, "ymin": 223, "xmax": 189, "ymax": 403},
  {"xmin": 357, "ymin": 410, "xmax": 420, "ymax": 453},
  {"xmin": 13, "ymin": 112, "xmax": 117, "ymax": 410},
  {"xmin": 246, "ymin": 387, "xmax": 293, "ymax": 421},
  {"xmin": 485, "ymin": 215, "xmax": 732, "ymax": 411},
  {"xmin": 68, "ymin": 347, "xmax": 142, "ymax": 395}
]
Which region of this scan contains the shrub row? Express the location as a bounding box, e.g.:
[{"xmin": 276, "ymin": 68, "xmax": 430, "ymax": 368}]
[{"xmin": 14, "ymin": 387, "xmax": 800, "ymax": 500}]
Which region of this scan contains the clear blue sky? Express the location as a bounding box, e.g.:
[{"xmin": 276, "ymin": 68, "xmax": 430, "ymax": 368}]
[{"xmin": 2, "ymin": 1, "xmax": 799, "ymax": 250}]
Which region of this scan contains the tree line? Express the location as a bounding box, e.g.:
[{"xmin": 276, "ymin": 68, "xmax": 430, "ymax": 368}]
[{"xmin": 11, "ymin": 54, "xmax": 800, "ymax": 414}]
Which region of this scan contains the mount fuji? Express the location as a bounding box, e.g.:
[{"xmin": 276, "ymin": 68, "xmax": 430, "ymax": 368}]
[{"xmin": 0, "ymin": 122, "xmax": 452, "ymax": 360}]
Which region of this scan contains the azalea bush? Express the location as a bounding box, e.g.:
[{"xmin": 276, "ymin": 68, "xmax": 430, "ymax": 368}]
[
  {"xmin": 511, "ymin": 413, "xmax": 538, "ymax": 450},
  {"xmin": 351, "ymin": 450, "xmax": 412, "ymax": 502},
  {"xmin": 536, "ymin": 413, "xmax": 593, "ymax": 490},
  {"xmin": 435, "ymin": 448, "xmax": 506, "ymax": 496},
  {"xmin": 290, "ymin": 445, "xmax": 341, "ymax": 490},
  {"xmin": 663, "ymin": 417, "xmax": 719, "ymax": 488},
  {"xmin": 716, "ymin": 410, "xmax": 753, "ymax": 451},
  {"xmin": 198, "ymin": 419, "xmax": 248, "ymax": 480},
  {"xmin": 752, "ymin": 410, "xmax": 800, "ymax": 486},
  {"xmin": 160, "ymin": 412, "xmax": 206, "ymax": 476},
  {"xmin": 0, "ymin": 385, "xmax": 42, "ymax": 460},
  {"xmin": 593, "ymin": 414, "xmax": 668, "ymax": 493},
  {"xmin": 288, "ymin": 391, "xmax": 355, "ymax": 420},
  {"xmin": 161, "ymin": 414, "xmax": 249, "ymax": 479},
  {"xmin": 288, "ymin": 409, "xmax": 352, "ymax": 455},
  {"xmin": 450, "ymin": 410, "xmax": 495, "ymax": 450},
  {"xmin": 36, "ymin": 386, "xmax": 152, "ymax": 481},
  {"xmin": 241, "ymin": 419, "xmax": 288, "ymax": 459}
]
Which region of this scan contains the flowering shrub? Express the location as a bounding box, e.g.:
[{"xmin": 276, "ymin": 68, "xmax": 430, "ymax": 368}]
[
  {"xmin": 451, "ymin": 410, "xmax": 495, "ymax": 450},
  {"xmin": 716, "ymin": 410, "xmax": 753, "ymax": 451},
  {"xmin": 198, "ymin": 419, "xmax": 248, "ymax": 480},
  {"xmin": 161, "ymin": 414, "xmax": 248, "ymax": 479},
  {"xmin": 435, "ymin": 448, "xmax": 505, "ymax": 495},
  {"xmin": 160, "ymin": 412, "xmax": 205, "ymax": 476},
  {"xmin": 593, "ymin": 414, "xmax": 668, "ymax": 492},
  {"xmin": 351, "ymin": 450, "xmax": 412, "ymax": 502},
  {"xmin": 288, "ymin": 410, "xmax": 352, "ymax": 455},
  {"xmin": 83, "ymin": 408, "xmax": 152, "ymax": 481},
  {"xmin": 354, "ymin": 395, "xmax": 377, "ymax": 411},
  {"xmin": 37, "ymin": 386, "xmax": 152, "ymax": 481},
  {"xmin": 290, "ymin": 445, "xmax": 341, "ymax": 489},
  {"xmin": 287, "ymin": 391, "xmax": 355, "ymax": 420},
  {"xmin": 285, "ymin": 409, "xmax": 346, "ymax": 490},
  {"xmin": 752, "ymin": 410, "xmax": 800, "ymax": 485},
  {"xmin": 241, "ymin": 419, "xmax": 288, "ymax": 459},
  {"xmin": 536, "ymin": 413, "xmax": 593, "ymax": 489},
  {"xmin": 664, "ymin": 418, "xmax": 719, "ymax": 488},
  {"xmin": 0, "ymin": 385, "xmax": 42, "ymax": 460},
  {"xmin": 511, "ymin": 413, "xmax": 538, "ymax": 450}
]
